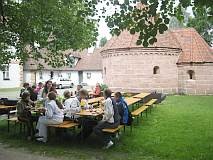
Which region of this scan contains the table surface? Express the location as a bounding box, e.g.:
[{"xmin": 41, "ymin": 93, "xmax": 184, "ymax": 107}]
[
  {"xmin": 124, "ymin": 97, "xmax": 141, "ymax": 106},
  {"xmin": 87, "ymin": 97, "xmax": 104, "ymax": 104},
  {"xmin": 75, "ymin": 108, "xmax": 103, "ymax": 117},
  {"xmin": 132, "ymin": 93, "xmax": 150, "ymax": 99}
]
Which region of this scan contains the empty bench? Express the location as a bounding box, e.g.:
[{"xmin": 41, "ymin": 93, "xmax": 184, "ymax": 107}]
[
  {"xmin": 7, "ymin": 116, "xmax": 26, "ymax": 133},
  {"xmin": 131, "ymin": 105, "xmax": 149, "ymax": 123},
  {"xmin": 144, "ymin": 99, "xmax": 158, "ymax": 113},
  {"xmin": 102, "ymin": 125, "xmax": 124, "ymax": 134}
]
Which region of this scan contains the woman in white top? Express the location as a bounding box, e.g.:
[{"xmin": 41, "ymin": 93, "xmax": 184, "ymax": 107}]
[
  {"xmin": 93, "ymin": 89, "xmax": 120, "ymax": 149},
  {"xmin": 63, "ymin": 90, "xmax": 80, "ymax": 120},
  {"xmin": 63, "ymin": 89, "xmax": 88, "ymax": 120},
  {"xmin": 36, "ymin": 91, "xmax": 64, "ymax": 143}
]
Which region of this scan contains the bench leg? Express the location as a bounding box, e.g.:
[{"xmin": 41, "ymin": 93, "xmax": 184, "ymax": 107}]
[
  {"xmin": 8, "ymin": 121, "xmax": 10, "ymax": 132},
  {"xmin": 7, "ymin": 111, "xmax": 10, "ymax": 132},
  {"xmin": 19, "ymin": 123, "xmax": 22, "ymax": 134},
  {"xmin": 146, "ymin": 109, "xmax": 148, "ymax": 117}
]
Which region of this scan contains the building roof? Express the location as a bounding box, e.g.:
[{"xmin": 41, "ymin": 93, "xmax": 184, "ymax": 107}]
[
  {"xmin": 171, "ymin": 28, "xmax": 213, "ymax": 64},
  {"xmin": 24, "ymin": 49, "xmax": 102, "ymax": 71},
  {"xmin": 74, "ymin": 50, "xmax": 102, "ymax": 71},
  {"xmin": 103, "ymin": 28, "xmax": 213, "ymax": 64}
]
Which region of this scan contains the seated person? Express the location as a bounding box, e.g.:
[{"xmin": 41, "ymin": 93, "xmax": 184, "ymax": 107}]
[
  {"xmin": 36, "ymin": 91, "xmax": 64, "ymax": 143},
  {"xmin": 38, "ymin": 80, "xmax": 52, "ymax": 100},
  {"xmin": 34, "ymin": 82, "xmax": 43, "ymax": 94},
  {"xmin": 93, "ymin": 89, "xmax": 120, "ymax": 149},
  {"xmin": 114, "ymin": 92, "xmax": 132, "ymax": 125},
  {"xmin": 20, "ymin": 82, "xmax": 30, "ymax": 97},
  {"xmin": 17, "ymin": 92, "xmax": 36, "ymax": 140},
  {"xmin": 91, "ymin": 83, "xmax": 101, "ymax": 98},
  {"xmin": 62, "ymin": 89, "xmax": 88, "ymax": 120},
  {"xmin": 75, "ymin": 84, "xmax": 83, "ymax": 97},
  {"xmin": 50, "ymin": 82, "xmax": 58, "ymax": 94},
  {"xmin": 28, "ymin": 85, "xmax": 38, "ymax": 102}
]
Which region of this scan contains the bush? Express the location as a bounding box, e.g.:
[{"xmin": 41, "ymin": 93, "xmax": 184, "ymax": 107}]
[{"xmin": 100, "ymin": 84, "xmax": 108, "ymax": 91}]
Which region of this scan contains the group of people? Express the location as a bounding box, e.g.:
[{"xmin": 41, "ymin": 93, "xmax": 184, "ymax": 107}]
[
  {"xmin": 17, "ymin": 81, "xmax": 132, "ymax": 149},
  {"xmin": 19, "ymin": 81, "xmax": 58, "ymax": 102}
]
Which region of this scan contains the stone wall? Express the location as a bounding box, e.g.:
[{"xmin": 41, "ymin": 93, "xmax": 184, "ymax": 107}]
[
  {"xmin": 178, "ymin": 63, "xmax": 213, "ymax": 95},
  {"xmin": 102, "ymin": 47, "xmax": 180, "ymax": 94}
]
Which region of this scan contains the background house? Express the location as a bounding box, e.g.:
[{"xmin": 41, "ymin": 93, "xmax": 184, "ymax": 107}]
[
  {"xmin": 0, "ymin": 60, "xmax": 23, "ymax": 88},
  {"xmin": 23, "ymin": 49, "xmax": 103, "ymax": 86}
]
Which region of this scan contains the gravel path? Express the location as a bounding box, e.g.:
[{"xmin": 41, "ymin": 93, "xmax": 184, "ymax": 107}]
[{"xmin": 0, "ymin": 143, "xmax": 63, "ymax": 160}]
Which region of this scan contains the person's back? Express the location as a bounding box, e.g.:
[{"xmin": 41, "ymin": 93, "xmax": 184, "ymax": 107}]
[
  {"xmin": 111, "ymin": 98, "xmax": 120, "ymax": 125},
  {"xmin": 63, "ymin": 97, "xmax": 81, "ymax": 119},
  {"xmin": 102, "ymin": 97, "xmax": 114, "ymax": 123},
  {"xmin": 114, "ymin": 99, "xmax": 124, "ymax": 124},
  {"xmin": 20, "ymin": 83, "xmax": 29, "ymax": 97},
  {"xmin": 17, "ymin": 92, "xmax": 35, "ymax": 140},
  {"xmin": 45, "ymin": 99, "xmax": 64, "ymax": 121},
  {"xmin": 114, "ymin": 92, "xmax": 130, "ymax": 125},
  {"xmin": 17, "ymin": 99, "xmax": 28, "ymax": 118},
  {"xmin": 28, "ymin": 86, "xmax": 38, "ymax": 101}
]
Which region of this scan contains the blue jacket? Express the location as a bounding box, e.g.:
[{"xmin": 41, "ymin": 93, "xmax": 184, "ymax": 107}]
[{"xmin": 116, "ymin": 97, "xmax": 129, "ymax": 124}]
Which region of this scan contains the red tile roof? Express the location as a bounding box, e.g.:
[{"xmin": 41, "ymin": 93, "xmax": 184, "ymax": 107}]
[
  {"xmin": 74, "ymin": 49, "xmax": 102, "ymax": 71},
  {"xmin": 103, "ymin": 28, "xmax": 213, "ymax": 64},
  {"xmin": 171, "ymin": 28, "xmax": 213, "ymax": 64}
]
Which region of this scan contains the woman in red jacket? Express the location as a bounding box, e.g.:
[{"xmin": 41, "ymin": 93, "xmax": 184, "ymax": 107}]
[{"xmin": 91, "ymin": 83, "xmax": 101, "ymax": 98}]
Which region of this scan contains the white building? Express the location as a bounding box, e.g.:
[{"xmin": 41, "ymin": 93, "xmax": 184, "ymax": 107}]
[
  {"xmin": 0, "ymin": 60, "xmax": 23, "ymax": 88},
  {"xmin": 23, "ymin": 49, "xmax": 103, "ymax": 86}
]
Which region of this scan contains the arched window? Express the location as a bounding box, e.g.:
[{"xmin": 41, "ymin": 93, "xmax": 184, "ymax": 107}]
[
  {"xmin": 153, "ymin": 66, "xmax": 160, "ymax": 74},
  {"xmin": 187, "ymin": 70, "xmax": 195, "ymax": 80}
]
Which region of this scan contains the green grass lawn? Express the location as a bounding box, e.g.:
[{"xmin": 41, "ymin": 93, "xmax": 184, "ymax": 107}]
[
  {"xmin": 0, "ymin": 87, "xmax": 21, "ymax": 92},
  {"xmin": 0, "ymin": 95, "xmax": 213, "ymax": 160}
]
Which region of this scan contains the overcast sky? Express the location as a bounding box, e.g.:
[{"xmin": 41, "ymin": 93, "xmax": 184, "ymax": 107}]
[{"xmin": 88, "ymin": 2, "xmax": 193, "ymax": 52}]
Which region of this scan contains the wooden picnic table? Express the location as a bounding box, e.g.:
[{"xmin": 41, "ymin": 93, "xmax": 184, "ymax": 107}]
[
  {"xmin": 132, "ymin": 93, "xmax": 150, "ymax": 99},
  {"xmin": 76, "ymin": 108, "xmax": 103, "ymax": 117},
  {"xmin": 0, "ymin": 105, "xmax": 16, "ymax": 110},
  {"xmin": 87, "ymin": 97, "xmax": 104, "ymax": 105},
  {"xmin": 124, "ymin": 97, "xmax": 141, "ymax": 106}
]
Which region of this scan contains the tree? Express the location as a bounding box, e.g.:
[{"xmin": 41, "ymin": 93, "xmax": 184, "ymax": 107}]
[
  {"xmin": 0, "ymin": 0, "xmax": 212, "ymax": 68},
  {"xmin": 0, "ymin": 0, "xmax": 98, "ymax": 69},
  {"xmin": 99, "ymin": 37, "xmax": 107, "ymax": 47},
  {"xmin": 187, "ymin": 7, "xmax": 213, "ymax": 46}
]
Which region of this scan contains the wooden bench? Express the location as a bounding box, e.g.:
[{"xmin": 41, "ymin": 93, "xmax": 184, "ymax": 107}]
[
  {"xmin": 144, "ymin": 99, "xmax": 158, "ymax": 113},
  {"xmin": 144, "ymin": 99, "xmax": 158, "ymax": 106},
  {"xmin": 7, "ymin": 117, "xmax": 19, "ymax": 122},
  {"xmin": 102, "ymin": 125, "xmax": 124, "ymax": 133},
  {"xmin": 48, "ymin": 121, "xmax": 79, "ymax": 129},
  {"xmin": 7, "ymin": 117, "xmax": 25, "ymax": 133},
  {"xmin": 131, "ymin": 105, "xmax": 149, "ymax": 123}
]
